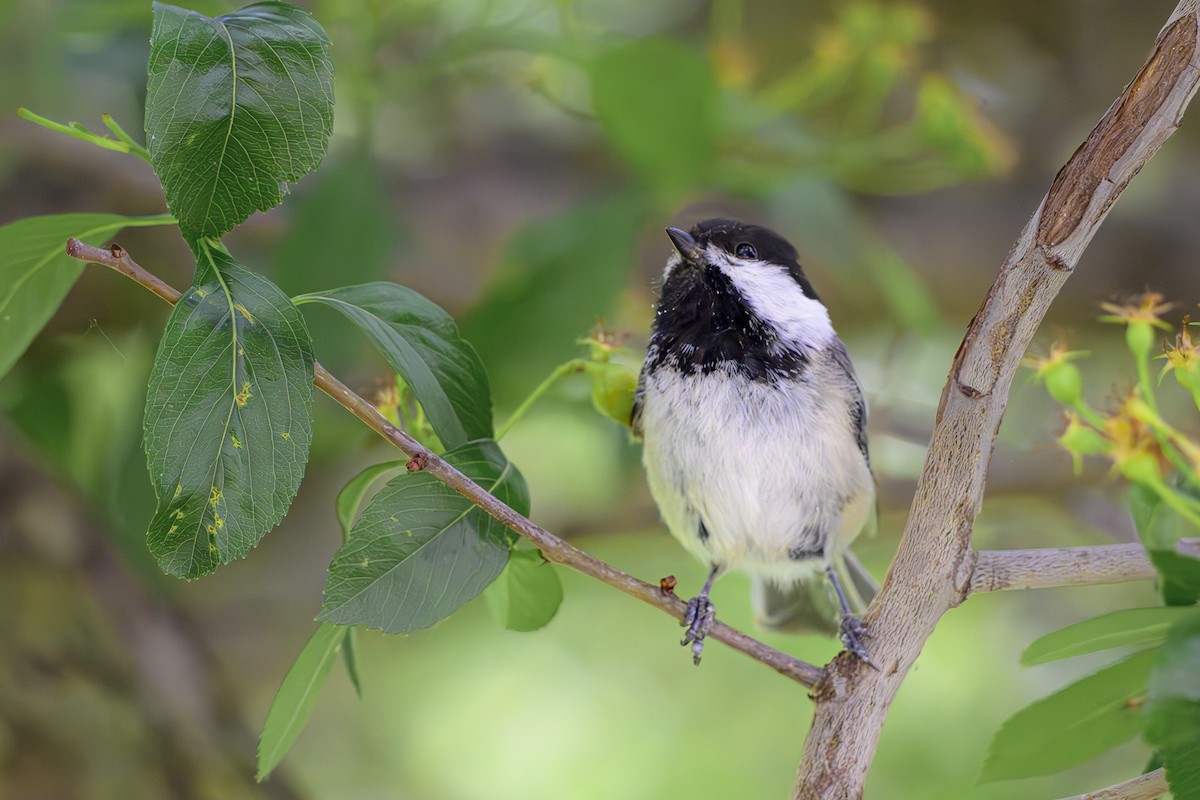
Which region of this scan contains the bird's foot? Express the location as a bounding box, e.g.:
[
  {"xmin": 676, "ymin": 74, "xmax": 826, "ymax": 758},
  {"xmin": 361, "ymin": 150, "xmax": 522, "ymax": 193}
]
[
  {"xmin": 681, "ymin": 594, "xmax": 717, "ymax": 665},
  {"xmin": 839, "ymin": 613, "xmax": 878, "ymax": 670}
]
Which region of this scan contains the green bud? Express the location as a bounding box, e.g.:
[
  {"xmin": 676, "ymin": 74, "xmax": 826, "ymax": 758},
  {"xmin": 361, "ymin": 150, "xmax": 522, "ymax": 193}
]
[
  {"xmin": 1126, "ymin": 321, "xmax": 1155, "ymax": 362},
  {"xmin": 585, "ymin": 362, "xmax": 637, "ymax": 427},
  {"xmin": 1173, "ymin": 363, "xmax": 1200, "ymax": 395},
  {"xmin": 1058, "ymin": 417, "xmax": 1110, "ymax": 457},
  {"xmin": 1118, "ymin": 451, "xmax": 1161, "ymax": 486},
  {"xmin": 1043, "ymin": 361, "xmax": 1083, "ymax": 408}
]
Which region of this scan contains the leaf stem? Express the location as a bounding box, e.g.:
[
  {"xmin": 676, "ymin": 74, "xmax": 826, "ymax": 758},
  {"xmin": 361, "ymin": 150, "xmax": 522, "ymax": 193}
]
[
  {"xmin": 495, "ymin": 358, "xmax": 588, "ymax": 440},
  {"xmin": 19, "ymin": 108, "xmax": 153, "ymax": 164},
  {"xmin": 63, "ymin": 237, "xmax": 827, "ymax": 689}
]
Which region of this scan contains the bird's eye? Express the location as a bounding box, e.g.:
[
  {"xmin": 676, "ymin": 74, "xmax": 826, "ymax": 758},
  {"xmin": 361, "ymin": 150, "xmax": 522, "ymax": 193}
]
[{"xmin": 735, "ymin": 243, "xmax": 757, "ymax": 260}]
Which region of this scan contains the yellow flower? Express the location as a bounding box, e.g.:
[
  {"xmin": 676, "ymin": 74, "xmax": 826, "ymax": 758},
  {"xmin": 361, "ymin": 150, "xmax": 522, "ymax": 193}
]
[{"xmin": 1099, "ymin": 292, "xmax": 1174, "ymax": 329}]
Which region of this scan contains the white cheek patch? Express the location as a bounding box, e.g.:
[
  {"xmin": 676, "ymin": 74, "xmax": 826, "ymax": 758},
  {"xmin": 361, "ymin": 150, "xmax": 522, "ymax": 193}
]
[
  {"xmin": 709, "ymin": 245, "xmax": 835, "ymax": 349},
  {"xmin": 662, "ymin": 253, "xmax": 684, "ymax": 282}
]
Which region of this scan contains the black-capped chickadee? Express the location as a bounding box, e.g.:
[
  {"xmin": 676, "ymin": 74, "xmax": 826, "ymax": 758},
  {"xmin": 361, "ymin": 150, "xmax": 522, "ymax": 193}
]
[{"xmin": 633, "ymin": 219, "xmax": 878, "ymax": 666}]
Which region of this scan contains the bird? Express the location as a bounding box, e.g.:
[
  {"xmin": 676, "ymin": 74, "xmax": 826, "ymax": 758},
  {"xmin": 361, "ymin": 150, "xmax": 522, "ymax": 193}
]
[{"xmin": 632, "ymin": 218, "xmax": 878, "ymax": 666}]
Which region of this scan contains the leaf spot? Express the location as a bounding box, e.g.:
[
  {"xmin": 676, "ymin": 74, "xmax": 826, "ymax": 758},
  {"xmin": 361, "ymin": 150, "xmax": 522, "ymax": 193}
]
[
  {"xmin": 235, "ymin": 381, "xmax": 253, "ymax": 407},
  {"xmin": 234, "ymin": 302, "xmax": 255, "ymax": 323}
]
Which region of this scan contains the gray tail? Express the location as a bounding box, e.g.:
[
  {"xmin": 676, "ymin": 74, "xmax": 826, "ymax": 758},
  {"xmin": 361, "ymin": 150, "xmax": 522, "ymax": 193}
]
[{"xmin": 752, "ymin": 551, "xmax": 878, "ymax": 635}]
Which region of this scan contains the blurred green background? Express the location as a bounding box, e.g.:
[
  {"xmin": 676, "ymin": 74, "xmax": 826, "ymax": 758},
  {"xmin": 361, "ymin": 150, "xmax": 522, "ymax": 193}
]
[{"xmin": 2, "ymin": 0, "xmax": 1199, "ymax": 797}]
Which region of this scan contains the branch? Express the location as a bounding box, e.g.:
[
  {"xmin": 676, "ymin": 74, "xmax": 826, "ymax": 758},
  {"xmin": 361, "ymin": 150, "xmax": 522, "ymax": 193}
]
[
  {"xmin": 795, "ymin": 4, "xmax": 1200, "ymax": 798},
  {"xmin": 63, "ymin": 238, "xmax": 825, "ymax": 690},
  {"xmin": 1058, "ymin": 768, "xmax": 1168, "ymax": 800},
  {"xmin": 971, "ymin": 543, "xmax": 1155, "ymax": 593}
]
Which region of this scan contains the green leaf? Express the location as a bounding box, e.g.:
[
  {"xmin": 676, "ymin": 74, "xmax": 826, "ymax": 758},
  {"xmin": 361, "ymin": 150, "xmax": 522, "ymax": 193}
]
[
  {"xmin": 1149, "ymin": 550, "xmax": 1200, "ymax": 607},
  {"xmin": 980, "ymin": 650, "xmax": 1156, "ymax": 783},
  {"xmin": 257, "ymin": 622, "xmax": 347, "ymax": 780},
  {"xmin": 484, "ymin": 548, "xmax": 563, "ymax": 632},
  {"xmin": 319, "ymin": 440, "xmax": 528, "ymax": 633},
  {"xmin": 1146, "ymin": 611, "xmax": 1200, "ymax": 799},
  {"xmin": 341, "ymin": 627, "xmax": 362, "ymax": 698},
  {"xmin": 294, "ymin": 283, "xmax": 492, "ymax": 450},
  {"xmin": 589, "ymin": 37, "xmax": 718, "ymax": 190},
  {"xmin": 0, "ymin": 213, "xmax": 174, "ymax": 381},
  {"xmin": 144, "ymin": 247, "xmax": 314, "ymax": 578},
  {"xmin": 460, "ymin": 195, "xmax": 646, "ymax": 406},
  {"xmin": 146, "ymin": 1, "xmax": 334, "ymax": 240},
  {"xmin": 1022, "ymin": 607, "xmax": 1194, "ymax": 665},
  {"xmin": 1130, "ymin": 484, "xmax": 1200, "ymax": 605},
  {"xmin": 335, "ymin": 461, "xmax": 407, "ymax": 539}
]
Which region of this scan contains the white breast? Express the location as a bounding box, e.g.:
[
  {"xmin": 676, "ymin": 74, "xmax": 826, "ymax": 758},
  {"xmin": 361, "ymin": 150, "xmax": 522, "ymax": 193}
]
[{"xmin": 639, "ymin": 361, "xmax": 874, "ymax": 583}]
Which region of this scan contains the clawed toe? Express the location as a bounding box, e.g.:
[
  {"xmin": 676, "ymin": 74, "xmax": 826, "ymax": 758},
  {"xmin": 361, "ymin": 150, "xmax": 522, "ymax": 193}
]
[
  {"xmin": 839, "ymin": 614, "xmax": 877, "ymax": 670},
  {"xmin": 681, "ymin": 594, "xmax": 716, "ymax": 665}
]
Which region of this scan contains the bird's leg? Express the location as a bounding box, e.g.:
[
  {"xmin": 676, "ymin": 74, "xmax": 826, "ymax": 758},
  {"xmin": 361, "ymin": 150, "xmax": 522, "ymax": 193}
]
[
  {"xmin": 681, "ymin": 563, "xmax": 719, "ymax": 665},
  {"xmin": 826, "ymin": 564, "xmax": 877, "ymax": 669}
]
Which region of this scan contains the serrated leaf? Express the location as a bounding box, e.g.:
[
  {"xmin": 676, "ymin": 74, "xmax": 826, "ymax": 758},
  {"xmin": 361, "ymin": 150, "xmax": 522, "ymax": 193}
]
[
  {"xmin": 980, "ymin": 650, "xmax": 1156, "ymax": 783},
  {"xmin": 589, "ymin": 38, "xmax": 718, "ymax": 190},
  {"xmin": 146, "ymin": 1, "xmax": 333, "ymax": 240},
  {"xmin": 144, "ymin": 246, "xmax": 313, "ymax": 578},
  {"xmin": 319, "ymin": 440, "xmax": 528, "ymax": 633},
  {"xmin": 1022, "ymin": 607, "xmax": 1193, "ymax": 665},
  {"xmin": 484, "ymin": 548, "xmax": 563, "ymax": 632},
  {"xmin": 460, "ymin": 195, "xmax": 646, "ymax": 405},
  {"xmin": 1146, "ymin": 611, "xmax": 1200, "ymax": 799},
  {"xmin": 335, "ymin": 460, "xmax": 406, "ymax": 538},
  {"xmin": 257, "ymin": 622, "xmax": 346, "ymax": 780},
  {"xmin": 295, "ymin": 283, "xmax": 492, "ymax": 450},
  {"xmin": 0, "ymin": 213, "xmax": 174, "ymax": 381}
]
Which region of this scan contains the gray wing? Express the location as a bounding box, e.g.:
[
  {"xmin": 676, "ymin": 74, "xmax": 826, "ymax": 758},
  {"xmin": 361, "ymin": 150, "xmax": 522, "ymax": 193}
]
[{"xmin": 829, "ymin": 337, "xmax": 870, "ymax": 467}]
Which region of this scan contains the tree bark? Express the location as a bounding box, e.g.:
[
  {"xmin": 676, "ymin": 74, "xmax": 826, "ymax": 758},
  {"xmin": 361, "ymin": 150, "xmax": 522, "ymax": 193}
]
[{"xmin": 794, "ymin": 4, "xmax": 1200, "ymax": 797}]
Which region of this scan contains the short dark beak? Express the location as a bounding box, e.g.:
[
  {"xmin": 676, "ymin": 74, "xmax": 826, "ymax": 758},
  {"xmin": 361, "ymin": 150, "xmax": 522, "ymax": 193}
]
[{"xmin": 666, "ymin": 227, "xmax": 703, "ymax": 263}]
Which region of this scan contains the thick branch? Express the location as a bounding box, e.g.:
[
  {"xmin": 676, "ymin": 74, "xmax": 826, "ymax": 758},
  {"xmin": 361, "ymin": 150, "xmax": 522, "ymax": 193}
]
[
  {"xmin": 1058, "ymin": 768, "xmax": 1168, "ymax": 800},
  {"xmin": 63, "ymin": 238, "xmax": 825, "ymax": 690},
  {"xmin": 795, "ymin": 4, "xmax": 1200, "ymax": 798},
  {"xmin": 971, "ymin": 543, "xmax": 1155, "ymax": 592}
]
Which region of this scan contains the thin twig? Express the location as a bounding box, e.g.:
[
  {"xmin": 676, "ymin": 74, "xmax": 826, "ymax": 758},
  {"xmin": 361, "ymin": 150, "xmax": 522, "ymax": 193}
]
[
  {"xmin": 971, "ymin": 543, "xmax": 1156, "ymax": 593},
  {"xmin": 1058, "ymin": 768, "xmax": 1168, "ymax": 800},
  {"xmin": 794, "ymin": 4, "xmax": 1200, "ymax": 798},
  {"xmin": 63, "ymin": 237, "xmax": 826, "ymax": 689}
]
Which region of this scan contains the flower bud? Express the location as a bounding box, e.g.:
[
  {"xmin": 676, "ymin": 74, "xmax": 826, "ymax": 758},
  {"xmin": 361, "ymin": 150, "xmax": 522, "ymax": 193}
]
[
  {"xmin": 586, "ymin": 361, "xmax": 637, "ymax": 427},
  {"xmin": 1059, "ymin": 415, "xmax": 1110, "ymax": 456},
  {"xmin": 1058, "ymin": 414, "xmax": 1110, "ymax": 475},
  {"xmin": 1118, "ymin": 451, "xmax": 1162, "ymax": 486},
  {"xmin": 1043, "ymin": 360, "xmax": 1083, "ymax": 408},
  {"xmin": 1126, "ymin": 321, "xmax": 1155, "ymax": 362}
]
